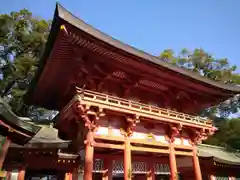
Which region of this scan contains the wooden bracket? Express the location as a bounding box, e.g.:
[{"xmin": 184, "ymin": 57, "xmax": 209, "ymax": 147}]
[
  {"xmin": 191, "ymin": 129, "xmax": 208, "ymax": 145},
  {"xmin": 167, "ymin": 124, "xmax": 182, "ymax": 143}
]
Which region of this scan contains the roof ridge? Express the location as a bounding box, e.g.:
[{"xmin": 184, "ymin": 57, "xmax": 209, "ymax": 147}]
[
  {"xmin": 199, "ymin": 143, "xmax": 240, "ymax": 153},
  {"xmin": 199, "ymin": 143, "xmax": 225, "ymax": 149}
]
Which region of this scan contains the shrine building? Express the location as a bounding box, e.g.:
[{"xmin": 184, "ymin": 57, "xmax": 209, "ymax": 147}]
[
  {"xmin": 1, "ymin": 122, "xmax": 240, "ymax": 180},
  {"xmin": 1, "ymin": 3, "xmax": 240, "ymax": 180}
]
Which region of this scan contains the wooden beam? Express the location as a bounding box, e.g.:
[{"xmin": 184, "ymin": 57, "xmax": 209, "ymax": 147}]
[
  {"xmin": 94, "ymin": 142, "xmax": 124, "ymax": 150},
  {"xmin": 94, "ymin": 135, "xmax": 124, "ymax": 142},
  {"xmin": 131, "ymin": 146, "xmax": 169, "ymax": 154},
  {"xmin": 85, "ymin": 49, "xmax": 226, "ymax": 97},
  {"xmin": 0, "ymin": 120, "xmax": 31, "ymax": 138}
]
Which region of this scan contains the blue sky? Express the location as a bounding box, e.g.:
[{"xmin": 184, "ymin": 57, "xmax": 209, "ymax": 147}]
[{"xmin": 1, "ymin": 0, "xmax": 240, "ymax": 71}]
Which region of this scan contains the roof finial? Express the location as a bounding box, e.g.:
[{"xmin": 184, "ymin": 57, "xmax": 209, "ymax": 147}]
[{"xmin": 60, "ymin": 25, "xmax": 68, "ymax": 35}]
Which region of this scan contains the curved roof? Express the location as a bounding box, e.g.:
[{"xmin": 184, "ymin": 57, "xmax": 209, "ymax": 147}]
[
  {"xmin": 53, "ymin": 3, "xmax": 239, "ymax": 93},
  {"xmin": 25, "ymin": 3, "xmax": 239, "ymax": 110},
  {"xmin": 0, "ymin": 98, "xmax": 41, "ymax": 145},
  {"xmin": 198, "ymin": 144, "xmax": 240, "ymax": 165},
  {"xmin": 25, "ymin": 4, "xmax": 240, "ymax": 107},
  {"xmin": 9, "ymin": 125, "xmax": 69, "ymax": 148}
]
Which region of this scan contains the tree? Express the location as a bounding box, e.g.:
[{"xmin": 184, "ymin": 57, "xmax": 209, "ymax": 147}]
[
  {"xmin": 0, "ymin": 9, "xmax": 51, "ymax": 117},
  {"xmin": 159, "ymin": 48, "xmax": 240, "ymax": 117},
  {"xmin": 159, "ymin": 48, "xmax": 240, "ymax": 149},
  {"xmin": 204, "ymin": 118, "xmax": 240, "ymax": 149}
]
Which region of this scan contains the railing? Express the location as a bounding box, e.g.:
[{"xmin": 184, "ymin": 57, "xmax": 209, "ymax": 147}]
[{"xmin": 76, "ymin": 87, "xmax": 213, "ymax": 127}]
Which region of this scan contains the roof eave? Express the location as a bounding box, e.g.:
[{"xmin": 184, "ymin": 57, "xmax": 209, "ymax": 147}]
[
  {"xmin": 56, "ymin": 3, "xmax": 240, "ymax": 94},
  {"xmin": 24, "ymin": 4, "xmax": 62, "ymax": 105},
  {"xmin": 25, "ymin": 3, "xmax": 240, "ymax": 106}
]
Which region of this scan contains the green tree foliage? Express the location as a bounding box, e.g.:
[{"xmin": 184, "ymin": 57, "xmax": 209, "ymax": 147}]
[
  {"xmin": 159, "ymin": 48, "xmax": 240, "ymax": 117},
  {"xmin": 204, "ymin": 118, "xmax": 240, "ymax": 149},
  {"xmin": 0, "ymin": 9, "xmax": 51, "ymax": 117},
  {"xmin": 159, "ymin": 49, "xmax": 240, "ymax": 149}
]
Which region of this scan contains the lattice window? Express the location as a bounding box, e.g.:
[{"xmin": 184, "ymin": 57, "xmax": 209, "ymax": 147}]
[
  {"xmin": 112, "ymin": 160, "xmax": 147, "ymax": 174},
  {"xmin": 112, "ymin": 160, "xmax": 124, "ymax": 173},
  {"xmin": 94, "ymin": 158, "xmax": 104, "ymax": 172},
  {"xmin": 154, "ymin": 163, "xmax": 170, "ymax": 175},
  {"xmin": 132, "ymin": 162, "xmax": 147, "ymax": 174},
  {"xmin": 77, "ymin": 159, "xmax": 104, "ymax": 173},
  {"xmin": 78, "ymin": 159, "xmax": 169, "ymax": 175},
  {"xmin": 77, "ymin": 163, "xmax": 84, "ymax": 172},
  {"xmin": 215, "ymin": 176, "xmax": 229, "ymax": 180}
]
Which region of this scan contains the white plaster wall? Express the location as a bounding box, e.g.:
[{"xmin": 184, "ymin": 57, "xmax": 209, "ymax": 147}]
[
  {"xmin": 10, "ymin": 172, "xmax": 18, "ymax": 180},
  {"xmin": 78, "ymin": 172, "xmax": 84, "ymax": 180}
]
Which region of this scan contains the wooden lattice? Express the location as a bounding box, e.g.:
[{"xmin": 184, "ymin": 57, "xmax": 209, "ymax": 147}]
[
  {"xmin": 77, "ymin": 159, "xmax": 104, "ymax": 173},
  {"xmin": 132, "ymin": 161, "xmax": 147, "ymax": 173},
  {"xmin": 94, "ymin": 159, "xmax": 104, "ymax": 172},
  {"xmin": 215, "ymin": 176, "xmax": 229, "ymax": 180},
  {"xmin": 112, "ymin": 160, "xmax": 124, "ymax": 173},
  {"xmin": 78, "ymin": 158, "xmax": 170, "ymax": 175},
  {"xmin": 154, "ymin": 163, "xmax": 170, "ymax": 174}
]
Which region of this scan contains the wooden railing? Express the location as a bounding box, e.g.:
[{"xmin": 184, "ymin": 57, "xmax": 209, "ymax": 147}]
[{"xmin": 76, "ymin": 88, "xmax": 213, "ymax": 127}]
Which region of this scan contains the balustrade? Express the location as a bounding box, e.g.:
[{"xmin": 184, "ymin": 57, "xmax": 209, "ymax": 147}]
[{"xmin": 76, "ymin": 88, "xmax": 213, "ymax": 128}]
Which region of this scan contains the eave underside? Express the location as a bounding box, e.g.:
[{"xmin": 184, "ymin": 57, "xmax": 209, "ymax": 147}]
[
  {"xmin": 0, "ymin": 99, "xmax": 41, "ymax": 145},
  {"xmin": 198, "ymin": 145, "xmax": 240, "ymax": 166},
  {"xmin": 26, "ymin": 3, "xmax": 239, "ymax": 111},
  {"xmin": 26, "ymin": 25, "xmax": 236, "ymax": 112}
]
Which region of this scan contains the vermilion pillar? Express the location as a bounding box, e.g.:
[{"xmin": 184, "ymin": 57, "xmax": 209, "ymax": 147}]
[
  {"xmin": 209, "ymin": 174, "xmax": 215, "ymax": 180},
  {"xmin": 169, "ymin": 142, "xmax": 178, "ymax": 180},
  {"xmin": 192, "ymin": 145, "xmax": 202, "ymax": 180},
  {"xmin": 17, "ymin": 168, "xmax": 25, "ymax": 180},
  {"xmin": 6, "ymin": 171, "xmax": 12, "ymax": 180},
  {"xmin": 65, "ymin": 173, "xmax": 70, "ymax": 180},
  {"xmin": 124, "ymin": 136, "xmax": 131, "ymax": 180},
  {"xmin": 0, "ymin": 137, "xmax": 11, "ymax": 169},
  {"xmin": 68, "ymin": 172, "xmax": 73, "ymax": 180},
  {"xmin": 72, "ymin": 169, "xmax": 79, "ymax": 180},
  {"xmin": 84, "ymin": 131, "xmax": 94, "ymax": 180},
  {"xmin": 147, "ymin": 158, "xmax": 155, "ymax": 180},
  {"xmin": 102, "ymin": 158, "xmax": 113, "ymax": 180}
]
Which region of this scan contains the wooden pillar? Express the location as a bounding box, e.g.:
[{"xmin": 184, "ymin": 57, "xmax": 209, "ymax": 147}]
[
  {"xmin": 209, "ymin": 174, "xmax": 215, "ymax": 180},
  {"xmin": 124, "ymin": 136, "xmax": 131, "ymax": 180},
  {"xmin": 72, "ymin": 171, "xmax": 84, "ymax": 180},
  {"xmin": 102, "ymin": 158, "xmax": 112, "ymax": 180},
  {"xmin": 0, "ymin": 137, "xmax": 11, "ymax": 169},
  {"xmin": 169, "ymin": 142, "xmax": 178, "ymax": 180},
  {"xmin": 65, "ymin": 173, "xmax": 69, "ymax": 180},
  {"xmin": 147, "ymin": 158, "xmax": 155, "ymax": 180},
  {"xmin": 6, "ymin": 171, "xmax": 12, "ymax": 180},
  {"xmin": 72, "ymin": 169, "xmax": 79, "ymax": 180},
  {"xmin": 69, "ymin": 172, "xmax": 73, "ymax": 180},
  {"xmin": 65, "ymin": 172, "xmax": 73, "ymax": 180},
  {"xmin": 228, "ymin": 177, "xmax": 236, "ymax": 180},
  {"xmin": 192, "ymin": 145, "xmax": 202, "ymax": 180},
  {"xmin": 17, "ymin": 168, "xmax": 25, "ymax": 180},
  {"xmin": 84, "ymin": 131, "xmax": 94, "ymax": 180}
]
